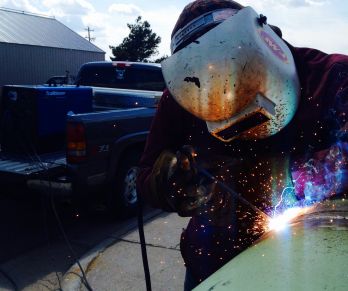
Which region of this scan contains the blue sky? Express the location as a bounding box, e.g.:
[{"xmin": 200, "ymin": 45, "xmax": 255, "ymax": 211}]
[{"xmin": 0, "ymin": 0, "xmax": 347, "ymax": 60}]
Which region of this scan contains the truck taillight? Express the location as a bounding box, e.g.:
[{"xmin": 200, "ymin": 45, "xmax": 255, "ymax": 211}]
[{"xmin": 67, "ymin": 122, "xmax": 86, "ymax": 163}]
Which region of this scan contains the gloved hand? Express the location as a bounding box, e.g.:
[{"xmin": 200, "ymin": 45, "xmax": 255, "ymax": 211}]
[
  {"xmin": 166, "ymin": 146, "xmax": 237, "ymax": 226},
  {"xmin": 150, "ymin": 145, "xmax": 234, "ymax": 223},
  {"xmin": 165, "ymin": 145, "xmax": 216, "ymax": 217}
]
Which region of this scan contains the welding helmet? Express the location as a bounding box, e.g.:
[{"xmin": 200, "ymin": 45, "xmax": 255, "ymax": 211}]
[{"xmin": 162, "ymin": 0, "xmax": 300, "ymax": 142}]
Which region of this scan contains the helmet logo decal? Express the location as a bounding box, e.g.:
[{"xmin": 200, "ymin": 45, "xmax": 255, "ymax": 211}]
[{"xmin": 259, "ymin": 30, "xmax": 288, "ymax": 63}]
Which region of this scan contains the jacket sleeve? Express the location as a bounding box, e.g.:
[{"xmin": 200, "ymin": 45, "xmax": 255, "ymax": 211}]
[
  {"xmin": 292, "ymin": 58, "xmax": 348, "ymax": 201},
  {"xmin": 136, "ymin": 89, "xmax": 186, "ymax": 210}
]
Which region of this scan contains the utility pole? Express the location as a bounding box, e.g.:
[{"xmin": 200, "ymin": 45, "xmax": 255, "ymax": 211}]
[{"xmin": 85, "ymin": 26, "xmax": 95, "ymax": 42}]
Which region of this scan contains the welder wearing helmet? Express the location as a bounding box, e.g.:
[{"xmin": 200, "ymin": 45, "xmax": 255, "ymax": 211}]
[{"xmin": 136, "ymin": 0, "xmax": 348, "ymax": 289}]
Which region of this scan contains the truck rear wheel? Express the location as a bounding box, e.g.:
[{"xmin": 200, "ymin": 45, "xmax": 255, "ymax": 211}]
[{"xmin": 107, "ymin": 150, "xmax": 142, "ymax": 218}]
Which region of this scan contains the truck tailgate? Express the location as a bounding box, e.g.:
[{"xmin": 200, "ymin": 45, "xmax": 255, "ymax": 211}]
[{"xmin": 0, "ymin": 151, "xmax": 66, "ymax": 183}]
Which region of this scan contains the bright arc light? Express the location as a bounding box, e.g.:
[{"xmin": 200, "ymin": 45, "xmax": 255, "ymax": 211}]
[{"xmin": 268, "ymin": 207, "xmax": 307, "ymax": 231}]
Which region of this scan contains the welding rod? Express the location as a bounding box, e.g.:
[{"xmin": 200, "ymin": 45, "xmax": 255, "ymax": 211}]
[{"xmin": 196, "ymin": 166, "xmax": 271, "ymax": 220}]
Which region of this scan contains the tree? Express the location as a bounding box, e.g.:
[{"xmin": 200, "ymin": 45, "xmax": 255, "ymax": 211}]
[
  {"xmin": 153, "ymin": 55, "xmax": 168, "ymax": 63},
  {"xmin": 109, "ymin": 16, "xmax": 161, "ymax": 62}
]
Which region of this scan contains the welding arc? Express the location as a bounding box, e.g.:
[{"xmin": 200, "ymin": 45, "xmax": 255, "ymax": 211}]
[{"xmin": 196, "ymin": 167, "xmax": 271, "ymax": 220}]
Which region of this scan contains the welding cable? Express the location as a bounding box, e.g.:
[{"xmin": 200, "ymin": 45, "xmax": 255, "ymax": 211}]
[
  {"xmin": 137, "ymin": 193, "xmax": 152, "ymax": 291},
  {"xmin": 0, "ymin": 267, "xmax": 18, "ymax": 291},
  {"xmin": 40, "ymin": 183, "xmax": 64, "ymax": 291},
  {"xmin": 2, "ymin": 111, "xmax": 93, "ymax": 290},
  {"xmin": 27, "ymin": 147, "xmax": 94, "ymax": 291},
  {"xmin": 39, "ymin": 173, "xmax": 66, "ymax": 291},
  {"xmin": 8, "ymin": 125, "xmax": 94, "ymax": 291},
  {"xmin": 49, "ymin": 187, "xmax": 94, "ymax": 291},
  {"xmin": 1, "ymin": 126, "xmax": 62, "ymax": 291}
]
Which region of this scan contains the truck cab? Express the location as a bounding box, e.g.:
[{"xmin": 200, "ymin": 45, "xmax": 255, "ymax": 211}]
[{"xmin": 76, "ymin": 61, "xmax": 165, "ymax": 92}]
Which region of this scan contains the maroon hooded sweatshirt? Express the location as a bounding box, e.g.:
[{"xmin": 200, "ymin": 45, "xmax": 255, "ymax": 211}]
[{"xmin": 136, "ymin": 45, "xmax": 348, "ymax": 282}]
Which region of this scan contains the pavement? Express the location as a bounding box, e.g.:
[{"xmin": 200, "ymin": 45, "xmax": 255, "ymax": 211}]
[{"xmin": 61, "ymin": 211, "xmax": 190, "ymax": 291}]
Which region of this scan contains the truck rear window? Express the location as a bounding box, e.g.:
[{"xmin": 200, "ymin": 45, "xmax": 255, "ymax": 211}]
[{"xmin": 77, "ymin": 64, "xmax": 165, "ymax": 92}]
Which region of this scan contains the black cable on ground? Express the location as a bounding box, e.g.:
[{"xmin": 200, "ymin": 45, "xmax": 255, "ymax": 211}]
[
  {"xmin": 28, "ymin": 147, "xmax": 94, "ymax": 291},
  {"xmin": 0, "ymin": 267, "xmax": 18, "ymax": 291},
  {"xmin": 3, "ymin": 102, "xmax": 94, "ymax": 291},
  {"xmin": 40, "ymin": 185, "xmax": 63, "ymax": 291},
  {"xmin": 49, "ymin": 192, "xmax": 94, "ymax": 291},
  {"xmin": 137, "ymin": 195, "xmax": 152, "ymax": 291}
]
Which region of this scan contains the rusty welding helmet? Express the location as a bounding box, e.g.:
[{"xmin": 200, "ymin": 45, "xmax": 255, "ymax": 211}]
[{"xmin": 162, "ymin": 1, "xmax": 300, "ymax": 142}]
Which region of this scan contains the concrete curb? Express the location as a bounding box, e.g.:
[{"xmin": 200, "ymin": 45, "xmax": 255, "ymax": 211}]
[{"xmin": 61, "ymin": 208, "xmax": 162, "ymax": 291}]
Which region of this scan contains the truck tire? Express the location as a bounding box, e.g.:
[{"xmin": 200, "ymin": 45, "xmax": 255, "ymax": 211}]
[{"xmin": 107, "ymin": 149, "xmax": 142, "ymax": 218}]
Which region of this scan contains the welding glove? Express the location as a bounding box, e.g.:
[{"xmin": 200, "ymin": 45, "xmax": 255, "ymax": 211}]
[
  {"xmin": 168, "ymin": 145, "xmax": 217, "ymax": 217},
  {"xmin": 151, "ymin": 146, "xmax": 235, "ymax": 225},
  {"xmin": 150, "ymin": 145, "xmax": 219, "ymax": 217}
]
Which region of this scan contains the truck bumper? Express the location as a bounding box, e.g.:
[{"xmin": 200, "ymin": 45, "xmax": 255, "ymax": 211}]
[{"xmin": 27, "ymin": 177, "xmax": 72, "ymax": 196}]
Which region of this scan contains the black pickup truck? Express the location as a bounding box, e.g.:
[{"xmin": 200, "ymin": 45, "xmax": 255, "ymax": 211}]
[{"xmin": 0, "ymin": 61, "xmax": 164, "ymax": 216}]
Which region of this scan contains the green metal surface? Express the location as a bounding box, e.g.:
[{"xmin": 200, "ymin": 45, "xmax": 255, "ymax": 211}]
[{"xmin": 195, "ymin": 199, "xmax": 348, "ymax": 291}]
